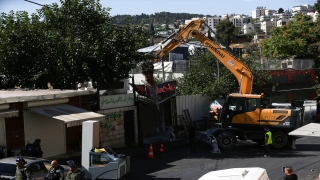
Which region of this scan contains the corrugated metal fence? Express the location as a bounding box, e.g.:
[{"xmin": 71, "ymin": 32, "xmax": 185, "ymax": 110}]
[{"xmin": 176, "ymin": 95, "xmax": 212, "ymax": 123}]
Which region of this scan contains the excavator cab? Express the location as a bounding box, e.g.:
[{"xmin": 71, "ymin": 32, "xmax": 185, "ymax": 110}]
[{"xmin": 219, "ymin": 94, "xmax": 262, "ymax": 127}]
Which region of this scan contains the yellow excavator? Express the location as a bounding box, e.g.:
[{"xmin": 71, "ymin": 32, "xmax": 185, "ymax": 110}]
[{"xmin": 152, "ymin": 18, "xmax": 301, "ymax": 150}]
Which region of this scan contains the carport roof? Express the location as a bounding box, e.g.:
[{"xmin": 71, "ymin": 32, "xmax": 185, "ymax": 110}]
[
  {"xmin": 27, "ymin": 104, "xmax": 105, "ymax": 127},
  {"xmin": 289, "ymin": 123, "xmax": 320, "ymax": 137}
]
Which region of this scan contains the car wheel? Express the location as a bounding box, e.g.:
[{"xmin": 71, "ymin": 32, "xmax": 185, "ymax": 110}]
[
  {"xmin": 216, "ymin": 131, "xmax": 237, "ymax": 150},
  {"xmin": 271, "ymin": 131, "xmax": 288, "ymax": 149}
]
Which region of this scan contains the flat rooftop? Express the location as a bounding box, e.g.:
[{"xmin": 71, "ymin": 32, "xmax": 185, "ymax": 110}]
[{"xmin": 0, "ymin": 89, "xmax": 96, "ymax": 104}]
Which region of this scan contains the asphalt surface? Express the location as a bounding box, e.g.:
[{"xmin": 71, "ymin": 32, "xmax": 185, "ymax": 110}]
[{"xmin": 55, "ymin": 136, "xmax": 320, "ymax": 180}]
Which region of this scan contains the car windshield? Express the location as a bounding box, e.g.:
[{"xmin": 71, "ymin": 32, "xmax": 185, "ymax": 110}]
[{"xmin": 0, "ymin": 163, "xmax": 16, "ymax": 176}]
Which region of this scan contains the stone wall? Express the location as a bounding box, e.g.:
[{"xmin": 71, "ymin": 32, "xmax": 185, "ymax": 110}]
[
  {"xmin": 98, "ymin": 111, "xmax": 125, "ymax": 148},
  {"xmin": 97, "ymin": 106, "xmax": 138, "ymax": 148}
]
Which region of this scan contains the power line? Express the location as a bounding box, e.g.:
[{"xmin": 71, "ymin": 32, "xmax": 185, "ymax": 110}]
[{"xmin": 24, "ymin": 0, "xmax": 52, "ymax": 9}]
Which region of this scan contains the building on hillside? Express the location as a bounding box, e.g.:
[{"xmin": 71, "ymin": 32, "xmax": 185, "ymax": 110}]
[
  {"xmin": 242, "ymin": 23, "xmax": 255, "ymax": 34},
  {"xmin": 260, "ymin": 15, "xmax": 272, "ymax": 22},
  {"xmin": 274, "ymin": 12, "xmax": 292, "ymax": 19},
  {"xmin": 292, "ymin": 4, "xmax": 313, "ymax": 14},
  {"xmin": 229, "ymin": 15, "xmax": 251, "ymax": 28},
  {"xmin": 264, "ymin": 9, "xmax": 276, "ymax": 16},
  {"xmin": 260, "ymin": 21, "xmax": 275, "ymax": 34},
  {"xmin": 252, "ymin": 7, "xmax": 267, "ymax": 18},
  {"xmin": 253, "ymin": 34, "xmax": 268, "ymax": 43},
  {"xmin": 253, "ymin": 22, "xmax": 261, "ymax": 31},
  {"xmin": 276, "ymin": 19, "xmax": 292, "ymax": 27},
  {"xmin": 206, "ymin": 16, "xmax": 222, "ymax": 30}
]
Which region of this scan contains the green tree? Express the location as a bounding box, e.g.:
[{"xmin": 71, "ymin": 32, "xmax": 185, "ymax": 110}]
[
  {"xmin": 0, "ymin": 0, "xmax": 150, "ymax": 89},
  {"xmin": 178, "ymin": 50, "xmax": 270, "ymax": 99},
  {"xmin": 150, "ymin": 23, "xmax": 155, "ymax": 35},
  {"xmin": 215, "ymin": 19, "xmax": 236, "ymax": 45},
  {"xmin": 0, "ymin": 11, "xmax": 46, "ymax": 88},
  {"xmin": 260, "ymin": 14, "xmax": 320, "ymax": 59},
  {"xmin": 260, "ymin": 14, "xmax": 320, "ymax": 99},
  {"xmin": 313, "ymin": 0, "xmax": 320, "ymax": 13},
  {"xmin": 254, "ymin": 28, "xmax": 265, "ymax": 35},
  {"xmin": 278, "ymin": 8, "xmax": 284, "ymax": 13}
]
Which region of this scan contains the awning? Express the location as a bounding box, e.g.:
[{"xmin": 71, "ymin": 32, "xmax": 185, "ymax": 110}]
[
  {"xmin": 27, "ymin": 104, "xmax": 105, "ymax": 127},
  {"xmin": 0, "ymin": 109, "xmax": 19, "ymax": 118},
  {"xmin": 289, "ymin": 123, "xmax": 320, "ymax": 137}
]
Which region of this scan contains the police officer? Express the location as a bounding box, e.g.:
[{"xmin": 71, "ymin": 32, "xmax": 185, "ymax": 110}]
[
  {"xmin": 15, "ymin": 157, "xmax": 31, "ymax": 180},
  {"xmin": 64, "ymin": 160, "xmax": 86, "ymax": 180},
  {"xmin": 264, "ymin": 127, "xmax": 272, "ymax": 157},
  {"xmin": 44, "ymin": 160, "xmax": 64, "ymax": 180}
]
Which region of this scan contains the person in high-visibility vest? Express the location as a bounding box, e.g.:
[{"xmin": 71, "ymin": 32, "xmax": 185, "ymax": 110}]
[{"xmin": 264, "ymin": 127, "xmax": 272, "ymax": 157}]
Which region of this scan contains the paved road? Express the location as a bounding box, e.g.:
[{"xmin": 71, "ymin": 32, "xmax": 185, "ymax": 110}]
[{"xmin": 126, "ymin": 136, "xmax": 320, "ymax": 180}]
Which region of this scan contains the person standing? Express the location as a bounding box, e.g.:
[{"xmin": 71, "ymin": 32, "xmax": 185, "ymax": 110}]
[
  {"xmin": 15, "ymin": 157, "xmax": 31, "ymax": 180},
  {"xmin": 26, "ymin": 139, "xmax": 43, "ymax": 158},
  {"xmin": 188, "ymin": 123, "xmax": 196, "ymax": 153},
  {"xmin": 65, "ymin": 160, "xmax": 86, "ymax": 180},
  {"xmin": 44, "ymin": 160, "xmax": 65, "ymax": 180},
  {"xmin": 283, "ymin": 166, "xmax": 298, "ymax": 180},
  {"xmin": 264, "ymin": 127, "xmax": 272, "ymax": 157}
]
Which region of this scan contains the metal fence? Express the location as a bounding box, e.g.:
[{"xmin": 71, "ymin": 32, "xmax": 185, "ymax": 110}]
[{"xmin": 176, "ymin": 94, "xmax": 212, "ymax": 124}]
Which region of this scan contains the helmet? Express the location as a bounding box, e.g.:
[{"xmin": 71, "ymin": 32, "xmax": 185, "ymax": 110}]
[
  {"xmin": 67, "ymin": 160, "xmax": 76, "ymax": 168},
  {"xmin": 16, "ymin": 157, "xmax": 26, "ymax": 164}
]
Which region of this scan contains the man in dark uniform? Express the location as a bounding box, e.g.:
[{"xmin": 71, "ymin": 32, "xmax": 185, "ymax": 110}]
[
  {"xmin": 15, "ymin": 157, "xmax": 31, "ymax": 180},
  {"xmin": 65, "ymin": 160, "xmax": 86, "ymax": 180},
  {"xmin": 44, "ymin": 160, "xmax": 65, "ymax": 180},
  {"xmin": 26, "ymin": 139, "xmax": 43, "ymax": 158},
  {"xmin": 188, "ymin": 123, "xmax": 196, "ymax": 153}
]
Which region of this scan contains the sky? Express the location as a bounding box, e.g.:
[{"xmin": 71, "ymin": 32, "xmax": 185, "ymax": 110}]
[{"xmin": 0, "ymin": 0, "xmax": 317, "ymax": 17}]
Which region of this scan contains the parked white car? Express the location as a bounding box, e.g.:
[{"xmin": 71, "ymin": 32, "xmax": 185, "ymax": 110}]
[
  {"xmin": 0, "ymin": 157, "xmax": 69, "ymax": 180},
  {"xmin": 198, "ymin": 167, "xmax": 270, "ymax": 180}
]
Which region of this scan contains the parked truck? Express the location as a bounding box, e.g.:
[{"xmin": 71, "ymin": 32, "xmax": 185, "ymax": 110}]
[{"xmin": 151, "ymin": 18, "xmax": 301, "ymax": 150}]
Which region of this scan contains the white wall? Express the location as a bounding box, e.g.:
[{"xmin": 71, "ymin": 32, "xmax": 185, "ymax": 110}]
[{"xmin": 24, "ymin": 111, "xmax": 65, "ymax": 158}]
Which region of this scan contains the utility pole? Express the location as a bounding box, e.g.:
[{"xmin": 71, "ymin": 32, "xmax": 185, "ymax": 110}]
[{"xmin": 259, "ymin": 46, "xmax": 263, "ymax": 69}]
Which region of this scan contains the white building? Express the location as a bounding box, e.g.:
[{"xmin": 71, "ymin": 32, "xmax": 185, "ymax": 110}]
[
  {"xmin": 242, "ymin": 23, "xmax": 255, "ymax": 34},
  {"xmin": 276, "ymin": 19, "xmax": 292, "ymax": 27},
  {"xmin": 229, "ymin": 17, "xmax": 245, "ymax": 28},
  {"xmin": 206, "ymin": 16, "xmax": 223, "ymax": 30},
  {"xmin": 260, "ymin": 15, "xmax": 272, "ymax": 22},
  {"xmin": 292, "ymin": 4, "xmax": 313, "ymax": 14},
  {"xmin": 264, "ymin": 9, "xmax": 276, "ymax": 16},
  {"xmin": 260, "ymin": 21, "xmax": 275, "ymax": 34},
  {"xmin": 252, "ymin": 7, "xmax": 266, "ymax": 18},
  {"xmin": 274, "ymin": 12, "xmax": 292, "ymax": 19}
]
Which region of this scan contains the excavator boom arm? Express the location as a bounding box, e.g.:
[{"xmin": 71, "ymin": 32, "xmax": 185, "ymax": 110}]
[{"xmin": 154, "ymin": 19, "xmax": 253, "ymax": 94}]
